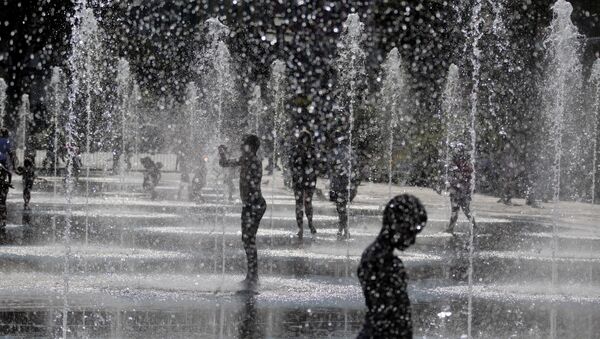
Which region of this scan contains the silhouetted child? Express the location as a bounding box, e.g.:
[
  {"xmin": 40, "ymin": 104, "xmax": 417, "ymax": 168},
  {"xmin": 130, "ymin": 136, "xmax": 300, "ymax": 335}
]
[
  {"xmin": 0, "ymin": 128, "xmax": 17, "ymax": 230},
  {"xmin": 190, "ymin": 156, "xmax": 207, "ymax": 203},
  {"xmin": 219, "ymin": 135, "xmax": 266, "ymax": 290},
  {"xmin": 141, "ymin": 157, "xmax": 162, "ymax": 200},
  {"xmin": 446, "ymin": 143, "xmax": 477, "ymax": 233},
  {"xmin": 289, "ymin": 130, "xmax": 317, "ymax": 239},
  {"xmin": 16, "ymin": 157, "xmax": 35, "ymax": 210},
  {"xmin": 357, "ymin": 194, "xmax": 427, "ymax": 339}
]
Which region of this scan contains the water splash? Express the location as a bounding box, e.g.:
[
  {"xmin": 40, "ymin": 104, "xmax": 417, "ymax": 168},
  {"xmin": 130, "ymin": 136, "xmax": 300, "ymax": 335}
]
[
  {"xmin": 248, "ymin": 85, "xmax": 264, "ymax": 136},
  {"xmin": 115, "ymin": 58, "xmax": 132, "ymax": 176},
  {"xmin": 442, "ymin": 65, "xmax": 463, "ymax": 186},
  {"xmin": 0, "ymin": 78, "xmax": 6, "ymax": 128},
  {"xmin": 184, "ymin": 81, "xmax": 200, "ymax": 167},
  {"xmin": 18, "ymin": 94, "xmax": 30, "ymax": 153},
  {"xmin": 267, "ymin": 60, "xmax": 287, "ymax": 259},
  {"xmin": 195, "ymin": 18, "xmax": 235, "ymax": 288},
  {"xmin": 336, "ymin": 13, "xmax": 365, "ymax": 240},
  {"xmin": 543, "ymin": 0, "xmax": 583, "ymax": 289},
  {"xmin": 48, "ymin": 67, "xmax": 67, "ymax": 197},
  {"xmin": 589, "ymin": 58, "xmax": 600, "ymax": 204},
  {"xmin": 64, "ymin": 2, "xmax": 101, "ymax": 337},
  {"xmin": 379, "ymin": 47, "xmax": 406, "ymax": 199},
  {"xmin": 465, "ymin": 0, "xmax": 484, "ymax": 336},
  {"xmin": 129, "ymin": 81, "xmax": 142, "ymax": 168}
]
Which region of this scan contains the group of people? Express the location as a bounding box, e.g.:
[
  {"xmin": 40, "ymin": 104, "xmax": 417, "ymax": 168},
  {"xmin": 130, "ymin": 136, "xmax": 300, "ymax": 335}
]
[
  {"xmin": 0, "ymin": 128, "xmax": 36, "ymax": 235},
  {"xmin": 219, "ymin": 133, "xmax": 429, "ymax": 338}
]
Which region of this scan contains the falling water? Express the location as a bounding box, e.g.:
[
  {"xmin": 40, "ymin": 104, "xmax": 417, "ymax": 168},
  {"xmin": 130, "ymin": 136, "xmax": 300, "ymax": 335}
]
[
  {"xmin": 465, "ymin": 0, "xmax": 484, "ymax": 337},
  {"xmin": 18, "ymin": 94, "xmax": 30, "ymax": 153},
  {"xmin": 589, "ymin": 59, "xmax": 600, "ymax": 204},
  {"xmin": 487, "ymin": 0, "xmax": 510, "ymax": 122},
  {"xmin": 543, "ymin": 1, "xmax": 583, "ymax": 336},
  {"xmin": 196, "ymin": 18, "xmax": 234, "ymax": 286},
  {"xmin": 543, "ymin": 0, "xmax": 582, "ymax": 286},
  {"xmin": 116, "ymin": 58, "xmax": 132, "ymax": 179},
  {"xmin": 129, "ymin": 82, "xmax": 141, "ymax": 169},
  {"xmin": 48, "ymin": 67, "xmax": 67, "ymax": 197},
  {"xmin": 336, "ymin": 13, "xmax": 365, "ymax": 240},
  {"xmin": 63, "ymin": 2, "xmax": 101, "ymax": 336},
  {"xmin": 113, "ymin": 58, "xmax": 131, "ymax": 196},
  {"xmin": 379, "ymin": 47, "xmax": 406, "ymax": 199},
  {"xmin": 248, "ymin": 85, "xmax": 263, "ymax": 136},
  {"xmin": 184, "ymin": 81, "xmax": 200, "ymax": 181},
  {"xmin": 0, "ymin": 78, "xmax": 6, "ymax": 128},
  {"xmin": 441, "ymin": 64, "xmax": 462, "ymax": 219},
  {"xmin": 268, "ymin": 60, "xmax": 286, "ymax": 256}
]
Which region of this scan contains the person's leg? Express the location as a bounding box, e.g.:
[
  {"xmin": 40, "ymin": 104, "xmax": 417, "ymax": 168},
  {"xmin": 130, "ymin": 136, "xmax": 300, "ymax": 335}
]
[
  {"xmin": 0, "ymin": 184, "xmax": 8, "ymax": 228},
  {"xmin": 447, "ymin": 194, "xmax": 460, "ymax": 233},
  {"xmin": 294, "ymin": 189, "xmax": 304, "ymax": 238},
  {"xmin": 461, "ymin": 197, "xmax": 477, "ymax": 231},
  {"xmin": 304, "ymin": 188, "xmax": 316, "ymax": 234},
  {"xmin": 336, "ymin": 199, "xmax": 348, "ymax": 238},
  {"xmin": 242, "ymin": 200, "xmax": 266, "ymax": 285},
  {"xmin": 23, "ymin": 184, "xmax": 31, "ymax": 209}
]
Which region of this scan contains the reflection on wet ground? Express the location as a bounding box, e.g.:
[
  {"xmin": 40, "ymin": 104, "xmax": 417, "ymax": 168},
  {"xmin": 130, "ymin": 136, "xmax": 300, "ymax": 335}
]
[{"xmin": 0, "ymin": 177, "xmax": 599, "ymax": 337}]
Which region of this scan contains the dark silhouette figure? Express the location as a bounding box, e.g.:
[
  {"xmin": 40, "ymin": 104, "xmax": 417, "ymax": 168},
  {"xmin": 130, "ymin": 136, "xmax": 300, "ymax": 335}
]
[
  {"xmin": 219, "ymin": 135, "xmax": 266, "ymax": 290},
  {"xmin": 497, "ymin": 135, "xmax": 516, "ymax": 206},
  {"xmin": 329, "ymin": 145, "xmax": 360, "ymax": 239},
  {"xmin": 446, "ymin": 144, "xmax": 477, "ymax": 233},
  {"xmin": 141, "ymin": 157, "xmax": 162, "ymax": 200},
  {"xmin": 357, "ymin": 194, "xmax": 427, "ymax": 339},
  {"xmin": 16, "ymin": 157, "xmax": 35, "ymax": 210},
  {"xmin": 0, "ymin": 128, "xmax": 17, "ymax": 230},
  {"xmin": 289, "ymin": 130, "xmax": 317, "ymax": 239},
  {"xmin": 190, "ymin": 157, "xmax": 207, "ymax": 203}
]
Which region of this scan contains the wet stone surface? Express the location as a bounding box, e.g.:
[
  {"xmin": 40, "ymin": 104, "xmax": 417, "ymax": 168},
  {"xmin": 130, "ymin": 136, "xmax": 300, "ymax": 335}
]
[{"xmin": 0, "ymin": 175, "xmax": 599, "ymax": 338}]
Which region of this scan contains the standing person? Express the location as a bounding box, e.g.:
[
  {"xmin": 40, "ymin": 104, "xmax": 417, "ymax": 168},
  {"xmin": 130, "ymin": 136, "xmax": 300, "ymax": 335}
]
[
  {"xmin": 0, "ymin": 128, "xmax": 17, "ymax": 231},
  {"xmin": 16, "ymin": 156, "xmax": 35, "ymax": 210},
  {"xmin": 329, "ymin": 143, "xmax": 360, "ymax": 239},
  {"xmin": 446, "ymin": 143, "xmax": 477, "ymax": 234},
  {"xmin": 497, "ymin": 133, "xmax": 516, "ymax": 205},
  {"xmin": 141, "ymin": 156, "xmax": 162, "ymax": 200},
  {"xmin": 289, "ymin": 130, "xmax": 317, "ymax": 239},
  {"xmin": 218, "ymin": 135, "xmax": 266, "ymax": 290},
  {"xmin": 190, "ymin": 156, "xmax": 207, "ymax": 203},
  {"xmin": 357, "ymin": 194, "xmax": 427, "ymax": 339}
]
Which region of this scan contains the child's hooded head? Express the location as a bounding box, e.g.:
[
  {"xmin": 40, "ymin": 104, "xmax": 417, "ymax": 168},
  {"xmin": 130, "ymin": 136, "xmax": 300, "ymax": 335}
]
[
  {"xmin": 242, "ymin": 134, "xmax": 260, "ymax": 154},
  {"xmin": 379, "ymin": 194, "xmax": 427, "ymax": 250}
]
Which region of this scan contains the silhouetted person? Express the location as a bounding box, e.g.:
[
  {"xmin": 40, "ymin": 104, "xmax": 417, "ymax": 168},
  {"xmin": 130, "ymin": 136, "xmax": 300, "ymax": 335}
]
[
  {"xmin": 0, "ymin": 128, "xmax": 17, "ymax": 230},
  {"xmin": 329, "ymin": 144, "xmax": 360, "ymax": 239},
  {"xmin": 497, "ymin": 134, "xmax": 516, "ymax": 205},
  {"xmin": 290, "ymin": 130, "xmax": 317, "ymax": 238},
  {"xmin": 16, "ymin": 157, "xmax": 35, "ymax": 210},
  {"xmin": 219, "ymin": 135, "xmax": 266, "ymax": 290},
  {"xmin": 446, "ymin": 143, "xmax": 477, "ymax": 233},
  {"xmin": 190, "ymin": 156, "xmax": 207, "ymax": 203},
  {"xmin": 141, "ymin": 157, "xmax": 162, "ymax": 200},
  {"xmin": 357, "ymin": 194, "xmax": 427, "ymax": 339}
]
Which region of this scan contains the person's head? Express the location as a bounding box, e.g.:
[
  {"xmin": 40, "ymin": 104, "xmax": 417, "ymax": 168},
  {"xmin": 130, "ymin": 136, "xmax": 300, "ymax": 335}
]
[
  {"xmin": 140, "ymin": 156, "xmax": 152, "ymax": 169},
  {"xmin": 379, "ymin": 194, "xmax": 427, "ymax": 250},
  {"xmin": 24, "ymin": 157, "xmax": 34, "ymax": 167},
  {"xmin": 297, "ymin": 130, "xmax": 312, "ymax": 148},
  {"xmin": 452, "ymin": 142, "xmax": 468, "ymax": 162},
  {"xmin": 241, "ymin": 134, "xmax": 260, "ymax": 154},
  {"xmin": 0, "ymin": 128, "xmax": 8, "ymax": 138}
]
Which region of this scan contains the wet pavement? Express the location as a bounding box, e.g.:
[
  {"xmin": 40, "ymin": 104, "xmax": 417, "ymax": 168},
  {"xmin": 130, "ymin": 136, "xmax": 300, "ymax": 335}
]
[{"xmin": 0, "ymin": 172, "xmax": 599, "ymax": 338}]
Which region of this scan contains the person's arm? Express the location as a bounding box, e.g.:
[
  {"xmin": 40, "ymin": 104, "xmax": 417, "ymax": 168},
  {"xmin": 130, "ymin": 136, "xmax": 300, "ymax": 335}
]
[{"xmin": 218, "ymin": 146, "xmax": 241, "ymax": 167}]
